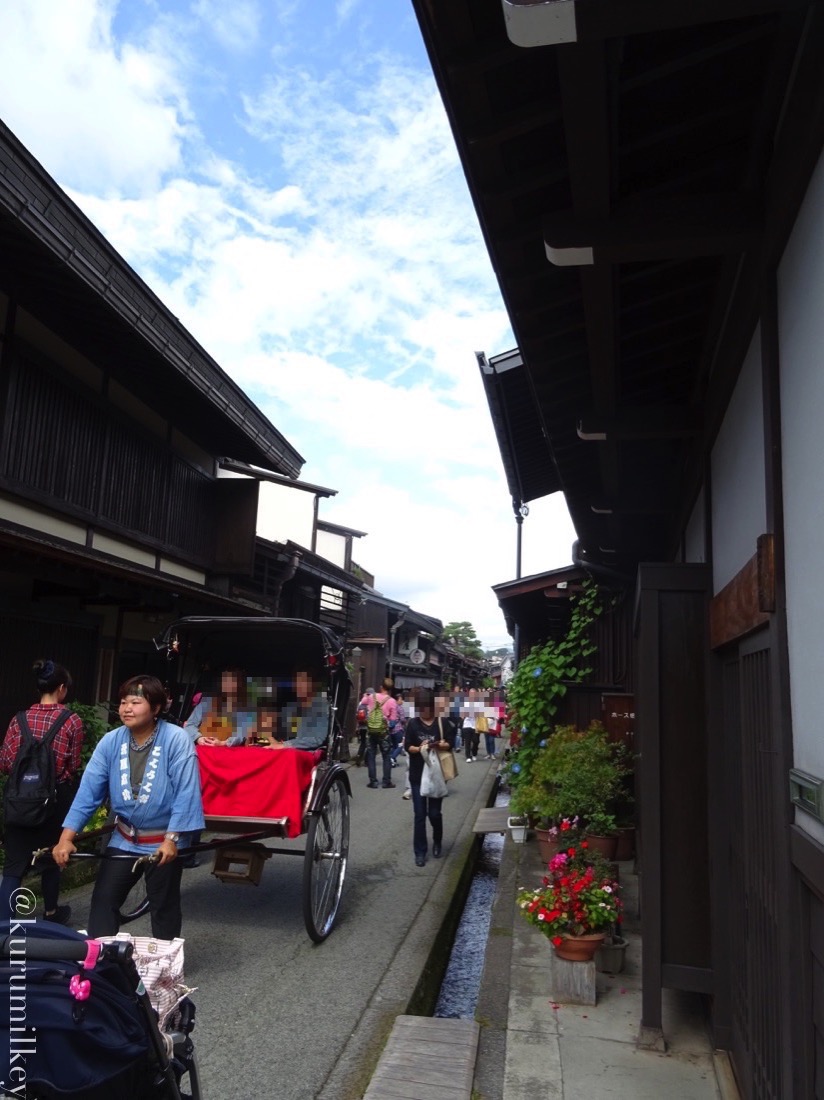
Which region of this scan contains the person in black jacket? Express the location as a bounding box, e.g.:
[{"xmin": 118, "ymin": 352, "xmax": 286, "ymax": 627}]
[{"xmin": 403, "ymin": 687, "xmax": 455, "ymax": 867}]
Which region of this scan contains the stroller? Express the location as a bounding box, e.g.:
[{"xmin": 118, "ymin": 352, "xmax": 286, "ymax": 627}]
[{"xmin": 0, "ymin": 920, "xmax": 201, "ymax": 1099}]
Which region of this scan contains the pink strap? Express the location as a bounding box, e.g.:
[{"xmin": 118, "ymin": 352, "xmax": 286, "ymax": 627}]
[{"xmin": 82, "ymin": 940, "xmax": 102, "ymax": 969}]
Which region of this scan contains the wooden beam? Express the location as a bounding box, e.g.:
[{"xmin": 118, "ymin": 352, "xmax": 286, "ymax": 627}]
[
  {"xmin": 577, "ymin": 407, "xmax": 703, "ymax": 440},
  {"xmin": 708, "ymin": 547, "xmax": 772, "ymax": 649},
  {"xmin": 502, "ymin": 0, "xmax": 809, "ymax": 49},
  {"xmin": 590, "ymin": 495, "xmax": 672, "ymax": 516},
  {"xmin": 544, "ymin": 195, "xmax": 760, "ymax": 266}
]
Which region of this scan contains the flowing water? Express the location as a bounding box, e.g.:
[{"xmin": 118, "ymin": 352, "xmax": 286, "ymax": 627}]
[{"xmin": 434, "ymin": 792, "xmax": 506, "ymax": 1019}]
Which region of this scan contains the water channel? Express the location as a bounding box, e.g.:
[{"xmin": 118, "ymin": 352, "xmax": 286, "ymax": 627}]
[{"xmin": 434, "ymin": 790, "xmax": 507, "ymax": 1019}]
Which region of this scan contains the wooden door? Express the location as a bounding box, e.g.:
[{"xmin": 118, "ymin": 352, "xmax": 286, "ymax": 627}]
[{"xmin": 726, "ymin": 627, "xmax": 791, "ymax": 1099}]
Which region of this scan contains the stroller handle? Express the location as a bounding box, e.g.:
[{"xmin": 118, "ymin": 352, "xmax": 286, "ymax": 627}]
[{"xmin": 0, "ymin": 935, "xmax": 134, "ymax": 966}]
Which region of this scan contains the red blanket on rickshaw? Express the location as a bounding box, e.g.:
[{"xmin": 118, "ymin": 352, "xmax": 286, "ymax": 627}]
[{"xmin": 197, "ymin": 746, "xmax": 322, "ymax": 838}]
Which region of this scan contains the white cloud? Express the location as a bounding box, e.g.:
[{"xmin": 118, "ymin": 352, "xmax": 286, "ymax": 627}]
[
  {"xmin": 0, "ymin": 0, "xmax": 189, "ymax": 195},
  {"xmin": 193, "ymin": 0, "xmax": 262, "ymax": 53},
  {"xmin": 0, "ymin": 0, "xmax": 577, "ymax": 647}
]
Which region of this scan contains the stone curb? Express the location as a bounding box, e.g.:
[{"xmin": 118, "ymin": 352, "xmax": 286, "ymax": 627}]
[{"xmin": 316, "ymin": 765, "xmax": 500, "ymax": 1100}]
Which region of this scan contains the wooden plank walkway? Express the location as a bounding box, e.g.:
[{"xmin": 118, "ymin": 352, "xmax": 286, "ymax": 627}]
[
  {"xmin": 363, "ymin": 1015, "xmax": 479, "ymax": 1100},
  {"xmin": 472, "ymin": 806, "xmax": 510, "ymax": 834}
]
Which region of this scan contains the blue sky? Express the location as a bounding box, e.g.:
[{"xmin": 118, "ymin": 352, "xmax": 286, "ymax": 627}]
[{"xmin": 0, "ymin": 0, "xmax": 576, "ymax": 646}]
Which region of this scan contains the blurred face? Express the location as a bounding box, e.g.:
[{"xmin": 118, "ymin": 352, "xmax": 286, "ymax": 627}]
[
  {"xmin": 296, "ymin": 671, "xmax": 315, "ymax": 702},
  {"xmin": 119, "ymin": 693, "xmax": 158, "ymax": 732},
  {"xmin": 221, "ymin": 671, "xmax": 241, "ymax": 695}
]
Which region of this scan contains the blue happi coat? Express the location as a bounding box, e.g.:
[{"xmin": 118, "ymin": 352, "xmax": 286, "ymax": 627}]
[{"xmin": 64, "ymin": 720, "xmax": 205, "ymax": 854}]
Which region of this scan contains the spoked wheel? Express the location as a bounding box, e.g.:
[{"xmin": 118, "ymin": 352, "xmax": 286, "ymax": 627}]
[
  {"xmin": 302, "ymin": 774, "xmax": 350, "ymax": 942},
  {"xmin": 119, "ymin": 876, "xmax": 151, "ymax": 925}
]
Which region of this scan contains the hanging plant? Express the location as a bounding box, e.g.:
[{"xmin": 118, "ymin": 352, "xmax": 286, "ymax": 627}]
[{"xmin": 505, "ymin": 580, "xmax": 608, "ymax": 799}]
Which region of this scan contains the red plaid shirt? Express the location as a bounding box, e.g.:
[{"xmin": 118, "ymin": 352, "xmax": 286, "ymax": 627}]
[{"xmin": 0, "ymin": 704, "xmax": 85, "ymax": 784}]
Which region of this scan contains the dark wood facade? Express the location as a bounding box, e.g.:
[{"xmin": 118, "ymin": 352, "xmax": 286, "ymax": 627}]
[
  {"xmin": 0, "ymin": 120, "xmax": 309, "ymax": 723},
  {"xmin": 413, "ymin": 1, "xmax": 824, "ymax": 1094}
]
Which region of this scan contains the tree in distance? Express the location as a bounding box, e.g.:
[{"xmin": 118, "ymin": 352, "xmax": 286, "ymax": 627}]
[{"xmin": 443, "ymin": 621, "xmax": 484, "ymax": 660}]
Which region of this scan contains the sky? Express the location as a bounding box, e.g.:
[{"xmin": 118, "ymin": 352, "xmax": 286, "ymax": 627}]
[{"xmin": 0, "ymin": 0, "xmax": 576, "ymax": 648}]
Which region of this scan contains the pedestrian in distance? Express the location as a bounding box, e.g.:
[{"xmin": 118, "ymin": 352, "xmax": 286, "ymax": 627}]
[
  {"xmin": 404, "ymin": 687, "xmax": 456, "ymax": 866},
  {"xmin": 354, "ymin": 688, "xmax": 372, "ymax": 766},
  {"xmin": 53, "ymin": 675, "xmax": 205, "ymax": 940},
  {"xmin": 449, "ymin": 684, "xmax": 464, "ymax": 751},
  {"xmin": 462, "ymin": 687, "xmax": 480, "ymax": 762},
  {"xmin": 0, "ymin": 659, "xmax": 85, "ymax": 925},
  {"xmin": 390, "ymin": 690, "xmax": 407, "ymax": 768},
  {"xmin": 361, "ymin": 678, "xmax": 398, "ymax": 789}
]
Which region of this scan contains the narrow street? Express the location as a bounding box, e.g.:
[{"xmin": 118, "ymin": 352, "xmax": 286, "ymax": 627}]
[{"xmin": 59, "ymin": 754, "xmax": 498, "ymax": 1100}]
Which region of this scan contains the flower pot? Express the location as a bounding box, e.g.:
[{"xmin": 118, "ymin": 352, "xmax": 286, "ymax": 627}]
[
  {"xmin": 595, "ymin": 936, "xmax": 628, "ymax": 974},
  {"xmin": 614, "ymin": 826, "xmax": 635, "ymax": 861},
  {"xmin": 508, "ymin": 816, "xmax": 528, "ymax": 844},
  {"xmin": 535, "ymin": 827, "xmax": 562, "ymax": 863},
  {"xmin": 584, "ymin": 832, "xmax": 618, "ymax": 860},
  {"xmin": 553, "ymin": 932, "xmax": 605, "ymax": 962}
]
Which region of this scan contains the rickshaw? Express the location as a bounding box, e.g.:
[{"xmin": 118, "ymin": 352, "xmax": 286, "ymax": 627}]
[{"xmin": 156, "ymin": 616, "xmax": 353, "ymax": 943}]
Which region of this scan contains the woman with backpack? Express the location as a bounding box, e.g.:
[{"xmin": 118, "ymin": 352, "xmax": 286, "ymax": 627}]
[
  {"xmin": 363, "ymin": 679, "xmax": 398, "ymax": 789},
  {"xmin": 0, "ymin": 659, "xmax": 85, "ymax": 924}
]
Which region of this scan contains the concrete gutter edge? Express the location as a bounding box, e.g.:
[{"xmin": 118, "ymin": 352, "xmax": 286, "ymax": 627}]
[
  {"xmin": 316, "ymin": 768, "xmax": 500, "ymax": 1100},
  {"xmin": 473, "ymin": 821, "xmax": 519, "ymax": 1100}
]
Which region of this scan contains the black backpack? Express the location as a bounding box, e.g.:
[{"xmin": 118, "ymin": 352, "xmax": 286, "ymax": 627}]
[{"xmin": 3, "ymin": 709, "xmax": 71, "ymax": 828}]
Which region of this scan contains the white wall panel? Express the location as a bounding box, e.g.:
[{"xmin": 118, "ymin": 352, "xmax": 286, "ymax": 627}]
[
  {"xmin": 711, "ymin": 329, "xmax": 766, "ymax": 594},
  {"xmin": 778, "ymin": 145, "xmax": 824, "ymax": 821}
]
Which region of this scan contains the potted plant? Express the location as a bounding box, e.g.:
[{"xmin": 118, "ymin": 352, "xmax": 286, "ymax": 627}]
[
  {"xmin": 614, "ymin": 821, "xmax": 636, "ymax": 862},
  {"xmin": 508, "ymin": 722, "xmax": 628, "ymax": 859},
  {"xmin": 596, "ymin": 923, "xmax": 628, "ymax": 974},
  {"xmin": 517, "ymin": 844, "xmax": 622, "ymax": 961},
  {"xmin": 531, "ymin": 816, "xmax": 581, "ymax": 862},
  {"xmin": 583, "ymin": 808, "xmax": 619, "ymax": 860},
  {"xmin": 505, "ymin": 581, "xmax": 606, "ymax": 800},
  {"xmin": 507, "ymin": 815, "xmax": 528, "ymax": 843}
]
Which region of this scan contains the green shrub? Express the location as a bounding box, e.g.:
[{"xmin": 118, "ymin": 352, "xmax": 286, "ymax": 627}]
[{"xmin": 509, "ymin": 721, "xmax": 630, "ymax": 829}]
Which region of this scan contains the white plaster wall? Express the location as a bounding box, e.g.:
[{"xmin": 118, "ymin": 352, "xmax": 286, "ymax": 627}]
[
  {"xmin": 217, "ymin": 470, "xmax": 317, "ymax": 549},
  {"xmin": 710, "ymin": 328, "xmax": 766, "ymax": 594},
  {"xmin": 683, "ymin": 489, "xmax": 706, "ymax": 563},
  {"xmin": 778, "ymin": 145, "xmax": 824, "ymax": 832},
  {"xmin": 256, "ymin": 481, "xmax": 315, "ymax": 549},
  {"xmin": 315, "ymin": 528, "xmax": 346, "ymax": 568}
]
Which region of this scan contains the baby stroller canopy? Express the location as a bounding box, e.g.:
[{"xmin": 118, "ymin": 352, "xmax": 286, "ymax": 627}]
[{"xmin": 1, "ymin": 921, "xmax": 149, "ymax": 1097}]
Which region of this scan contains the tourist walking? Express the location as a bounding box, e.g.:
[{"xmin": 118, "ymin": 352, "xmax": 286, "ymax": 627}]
[
  {"xmin": 361, "ymin": 679, "xmax": 398, "ymax": 789},
  {"xmin": 390, "ymin": 691, "xmax": 407, "ymax": 768},
  {"xmin": 462, "ymin": 687, "xmax": 480, "ymax": 762},
  {"xmin": 0, "ymin": 659, "xmax": 85, "ymax": 924},
  {"xmin": 403, "ymin": 687, "xmax": 456, "ymax": 866},
  {"xmin": 449, "ymin": 685, "xmax": 464, "ymax": 751}
]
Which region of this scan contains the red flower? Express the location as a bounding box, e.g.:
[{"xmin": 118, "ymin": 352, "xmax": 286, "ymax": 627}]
[{"xmin": 552, "ymin": 936, "xmax": 563, "ymax": 947}]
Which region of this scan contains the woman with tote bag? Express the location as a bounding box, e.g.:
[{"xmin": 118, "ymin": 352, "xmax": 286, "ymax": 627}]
[{"xmin": 403, "ymin": 687, "xmax": 456, "ymax": 867}]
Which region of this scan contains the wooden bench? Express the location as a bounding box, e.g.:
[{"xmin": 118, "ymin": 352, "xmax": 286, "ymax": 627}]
[{"xmin": 363, "ymin": 1015, "xmax": 479, "ymax": 1100}]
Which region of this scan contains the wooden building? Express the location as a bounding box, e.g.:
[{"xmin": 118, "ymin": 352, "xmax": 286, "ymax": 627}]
[
  {"xmin": 493, "ymin": 564, "xmax": 634, "ymax": 731},
  {"xmin": 0, "ymin": 120, "xmax": 365, "ymax": 721},
  {"xmin": 413, "ymin": 2, "xmax": 824, "ymax": 1095},
  {"xmin": 350, "ymin": 596, "xmax": 443, "ymax": 696}
]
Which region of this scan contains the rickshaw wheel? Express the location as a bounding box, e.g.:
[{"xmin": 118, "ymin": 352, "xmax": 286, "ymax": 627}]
[
  {"xmin": 119, "ymin": 877, "xmax": 151, "ymax": 925},
  {"xmin": 303, "ymin": 774, "xmax": 350, "ymax": 942}
]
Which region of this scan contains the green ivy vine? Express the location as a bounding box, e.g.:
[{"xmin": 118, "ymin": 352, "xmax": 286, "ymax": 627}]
[{"xmin": 505, "ymin": 580, "xmax": 607, "ymax": 796}]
